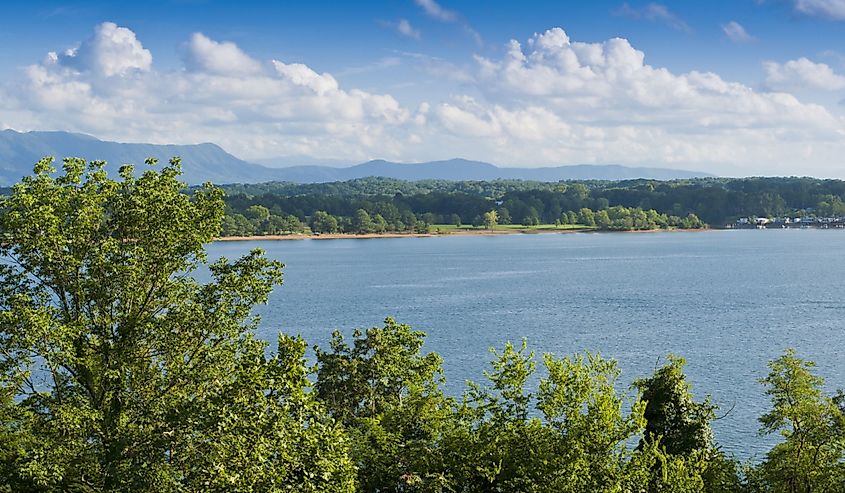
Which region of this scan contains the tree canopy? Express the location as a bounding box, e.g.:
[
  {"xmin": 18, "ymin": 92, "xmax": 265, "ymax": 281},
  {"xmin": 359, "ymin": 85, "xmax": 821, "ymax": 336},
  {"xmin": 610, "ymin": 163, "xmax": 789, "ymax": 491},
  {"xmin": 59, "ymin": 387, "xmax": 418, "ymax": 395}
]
[
  {"xmin": 211, "ymin": 175, "xmax": 845, "ymax": 236},
  {"xmin": 0, "ymin": 157, "xmax": 354, "ymax": 492}
]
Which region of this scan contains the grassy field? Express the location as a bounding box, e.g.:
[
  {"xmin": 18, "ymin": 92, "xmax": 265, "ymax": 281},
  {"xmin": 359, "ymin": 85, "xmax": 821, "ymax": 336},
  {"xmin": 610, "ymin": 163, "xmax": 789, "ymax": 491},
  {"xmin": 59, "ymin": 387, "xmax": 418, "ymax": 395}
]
[{"xmin": 430, "ymin": 223, "xmax": 594, "ymax": 233}]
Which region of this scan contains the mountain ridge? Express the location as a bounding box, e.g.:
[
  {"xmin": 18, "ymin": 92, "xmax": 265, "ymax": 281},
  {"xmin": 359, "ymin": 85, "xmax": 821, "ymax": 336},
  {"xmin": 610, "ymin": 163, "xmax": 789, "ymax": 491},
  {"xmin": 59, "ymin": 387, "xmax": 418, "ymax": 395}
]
[{"xmin": 0, "ymin": 130, "xmax": 713, "ymax": 185}]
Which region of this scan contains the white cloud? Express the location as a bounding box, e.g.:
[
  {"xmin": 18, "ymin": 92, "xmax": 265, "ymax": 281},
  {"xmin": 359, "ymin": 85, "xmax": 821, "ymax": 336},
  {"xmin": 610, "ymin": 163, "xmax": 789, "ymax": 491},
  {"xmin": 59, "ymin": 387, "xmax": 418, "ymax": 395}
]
[
  {"xmin": 56, "ymin": 21, "xmax": 152, "ymax": 77},
  {"xmin": 4, "ymin": 23, "xmax": 845, "ymax": 176},
  {"xmin": 4, "ymin": 22, "xmax": 415, "ymax": 163},
  {"xmin": 765, "ymin": 57, "xmax": 845, "ymax": 91},
  {"xmin": 463, "ymin": 25, "xmax": 483, "ymax": 46},
  {"xmin": 614, "ymin": 3, "xmax": 691, "ymax": 32},
  {"xmin": 379, "ymin": 19, "xmax": 421, "ymax": 40},
  {"xmin": 272, "ymin": 61, "xmax": 339, "ymax": 95},
  {"xmin": 439, "ymin": 28, "xmax": 845, "ymax": 174},
  {"xmin": 472, "ymin": 28, "xmax": 833, "ymax": 127},
  {"xmin": 792, "ymin": 0, "xmax": 845, "ymax": 20},
  {"xmin": 722, "ymin": 21, "xmax": 754, "ymax": 43},
  {"xmin": 413, "ymin": 0, "xmax": 482, "ymax": 45},
  {"xmin": 414, "ymin": 0, "xmax": 457, "ymax": 22},
  {"xmin": 183, "ymin": 33, "xmax": 263, "ymax": 75},
  {"xmin": 396, "ymin": 19, "xmax": 421, "ymax": 40}
]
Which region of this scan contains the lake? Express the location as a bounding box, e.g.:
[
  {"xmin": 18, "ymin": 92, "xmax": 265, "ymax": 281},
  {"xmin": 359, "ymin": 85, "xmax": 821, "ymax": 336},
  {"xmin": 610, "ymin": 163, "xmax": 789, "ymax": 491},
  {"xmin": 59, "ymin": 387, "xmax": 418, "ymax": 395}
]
[{"xmin": 207, "ymin": 229, "xmax": 845, "ymax": 459}]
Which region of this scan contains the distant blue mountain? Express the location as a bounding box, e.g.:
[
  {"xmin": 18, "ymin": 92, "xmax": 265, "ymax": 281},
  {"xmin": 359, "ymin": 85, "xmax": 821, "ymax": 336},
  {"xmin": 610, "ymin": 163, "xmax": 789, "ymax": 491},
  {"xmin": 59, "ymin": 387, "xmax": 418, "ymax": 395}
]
[
  {"xmin": 0, "ymin": 129, "xmax": 278, "ymax": 185},
  {"xmin": 0, "ymin": 130, "xmax": 713, "ymax": 185},
  {"xmin": 281, "ymin": 158, "xmax": 713, "ymax": 182}
]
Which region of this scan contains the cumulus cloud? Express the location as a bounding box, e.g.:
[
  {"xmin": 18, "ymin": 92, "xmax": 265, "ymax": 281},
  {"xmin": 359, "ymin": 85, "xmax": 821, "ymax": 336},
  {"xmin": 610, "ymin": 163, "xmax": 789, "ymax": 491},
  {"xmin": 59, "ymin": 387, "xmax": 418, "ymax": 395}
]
[
  {"xmin": 472, "ymin": 28, "xmax": 833, "ymax": 128},
  {"xmin": 722, "ymin": 21, "xmax": 754, "ymax": 43},
  {"xmin": 4, "ymin": 22, "xmax": 415, "ymax": 162},
  {"xmin": 55, "ymin": 21, "xmax": 151, "ymax": 77},
  {"xmin": 183, "ymin": 33, "xmax": 263, "ymax": 75},
  {"xmin": 765, "ymin": 57, "xmax": 845, "ymax": 91},
  {"xmin": 4, "ymin": 22, "xmax": 845, "ymax": 176},
  {"xmin": 438, "ymin": 28, "xmax": 845, "ymax": 174},
  {"xmin": 614, "ymin": 3, "xmax": 691, "ymax": 32}
]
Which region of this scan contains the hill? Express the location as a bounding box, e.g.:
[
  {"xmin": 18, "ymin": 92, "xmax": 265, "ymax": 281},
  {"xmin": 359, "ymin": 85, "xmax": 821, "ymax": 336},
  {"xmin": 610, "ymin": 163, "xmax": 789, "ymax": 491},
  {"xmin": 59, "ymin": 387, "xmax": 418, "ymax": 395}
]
[
  {"xmin": 270, "ymin": 158, "xmax": 712, "ymax": 182},
  {"xmin": 0, "ymin": 130, "xmax": 712, "ymax": 185},
  {"xmin": 0, "ymin": 129, "xmax": 277, "ymax": 185}
]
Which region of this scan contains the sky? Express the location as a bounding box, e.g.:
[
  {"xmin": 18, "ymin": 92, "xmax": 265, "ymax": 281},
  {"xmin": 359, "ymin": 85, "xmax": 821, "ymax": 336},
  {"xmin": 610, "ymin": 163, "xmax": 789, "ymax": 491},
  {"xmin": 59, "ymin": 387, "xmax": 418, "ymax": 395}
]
[{"xmin": 2, "ymin": 1, "xmax": 845, "ymax": 176}]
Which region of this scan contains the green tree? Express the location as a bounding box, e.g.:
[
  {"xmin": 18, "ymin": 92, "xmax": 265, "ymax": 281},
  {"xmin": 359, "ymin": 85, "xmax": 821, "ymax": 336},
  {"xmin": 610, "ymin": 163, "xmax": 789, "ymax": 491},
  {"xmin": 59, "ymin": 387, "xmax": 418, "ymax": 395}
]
[
  {"xmin": 221, "ymin": 212, "xmax": 256, "ymax": 236},
  {"xmin": 536, "ymin": 351, "xmax": 647, "ymax": 491},
  {"xmin": 443, "ymin": 340, "xmax": 544, "ymax": 491},
  {"xmin": 0, "ymin": 157, "xmax": 355, "ymax": 492},
  {"xmin": 749, "ymin": 349, "xmax": 845, "ymax": 493},
  {"xmin": 421, "ymin": 212, "xmax": 437, "ymax": 225},
  {"xmin": 559, "ymin": 212, "xmax": 571, "ymax": 225},
  {"xmin": 438, "ymin": 343, "xmax": 716, "ymax": 492},
  {"xmin": 244, "ymin": 204, "xmax": 270, "ymax": 222},
  {"xmin": 483, "ymin": 209, "xmax": 499, "ymax": 229},
  {"xmin": 635, "ymin": 356, "xmax": 740, "ymax": 492},
  {"xmin": 353, "ymin": 208, "xmax": 376, "ymax": 234},
  {"xmin": 372, "ymin": 213, "xmax": 388, "ymax": 233},
  {"xmin": 578, "ymin": 208, "xmax": 596, "ymax": 227},
  {"xmin": 415, "ymin": 220, "xmax": 432, "ymax": 234},
  {"xmin": 635, "ymin": 356, "xmax": 716, "ymax": 455},
  {"xmin": 595, "ymin": 210, "xmax": 611, "ymax": 229},
  {"xmin": 265, "ymin": 213, "xmax": 303, "ymax": 234},
  {"xmin": 449, "ymin": 213, "xmax": 462, "ymax": 227},
  {"xmin": 310, "ymin": 210, "xmax": 339, "ymax": 234},
  {"xmin": 315, "ymin": 318, "xmax": 452, "ymax": 491},
  {"xmin": 401, "ymin": 211, "xmax": 417, "ymax": 231},
  {"xmin": 498, "ymin": 207, "xmax": 512, "ymax": 225},
  {"xmin": 522, "ymin": 207, "xmax": 540, "ymax": 226}
]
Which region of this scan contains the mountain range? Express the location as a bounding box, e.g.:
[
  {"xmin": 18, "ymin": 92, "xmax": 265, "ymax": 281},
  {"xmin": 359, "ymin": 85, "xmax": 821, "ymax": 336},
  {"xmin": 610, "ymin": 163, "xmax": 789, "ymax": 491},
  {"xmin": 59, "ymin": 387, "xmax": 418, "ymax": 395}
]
[{"xmin": 0, "ymin": 130, "xmax": 713, "ymax": 185}]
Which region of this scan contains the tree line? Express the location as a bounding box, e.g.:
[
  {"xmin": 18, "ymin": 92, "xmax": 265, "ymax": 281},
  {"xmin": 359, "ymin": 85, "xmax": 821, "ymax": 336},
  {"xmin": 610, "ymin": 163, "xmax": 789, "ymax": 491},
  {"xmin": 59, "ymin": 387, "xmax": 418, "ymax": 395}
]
[
  {"xmin": 219, "ymin": 188, "xmax": 706, "ymax": 236},
  {"xmin": 215, "ymin": 175, "xmax": 845, "ymax": 236},
  {"xmin": 0, "ymin": 159, "xmax": 843, "ymax": 492}
]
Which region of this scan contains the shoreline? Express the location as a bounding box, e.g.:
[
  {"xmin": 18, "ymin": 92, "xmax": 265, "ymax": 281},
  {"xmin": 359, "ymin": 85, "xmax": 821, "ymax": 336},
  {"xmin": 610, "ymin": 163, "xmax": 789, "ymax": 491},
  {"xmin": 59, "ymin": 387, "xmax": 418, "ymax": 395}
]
[{"xmin": 214, "ymin": 227, "xmax": 711, "ymax": 242}]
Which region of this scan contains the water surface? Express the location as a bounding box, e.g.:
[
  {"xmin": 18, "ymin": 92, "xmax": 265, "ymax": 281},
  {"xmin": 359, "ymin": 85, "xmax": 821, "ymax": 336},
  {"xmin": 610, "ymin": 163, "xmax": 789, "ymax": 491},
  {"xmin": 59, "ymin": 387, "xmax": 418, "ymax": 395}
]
[{"xmin": 207, "ymin": 230, "xmax": 845, "ymax": 458}]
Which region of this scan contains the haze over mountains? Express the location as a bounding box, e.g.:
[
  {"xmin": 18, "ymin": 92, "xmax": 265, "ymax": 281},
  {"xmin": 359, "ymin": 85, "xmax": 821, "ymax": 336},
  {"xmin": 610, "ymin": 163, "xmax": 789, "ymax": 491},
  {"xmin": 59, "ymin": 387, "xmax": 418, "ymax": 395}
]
[{"xmin": 0, "ymin": 130, "xmax": 713, "ymax": 185}]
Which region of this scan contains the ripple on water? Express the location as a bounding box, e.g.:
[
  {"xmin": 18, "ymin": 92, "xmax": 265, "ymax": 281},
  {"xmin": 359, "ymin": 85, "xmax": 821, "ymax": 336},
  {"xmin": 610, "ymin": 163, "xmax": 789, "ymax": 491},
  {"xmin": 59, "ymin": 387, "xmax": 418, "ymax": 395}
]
[{"xmin": 208, "ymin": 230, "xmax": 845, "ymax": 459}]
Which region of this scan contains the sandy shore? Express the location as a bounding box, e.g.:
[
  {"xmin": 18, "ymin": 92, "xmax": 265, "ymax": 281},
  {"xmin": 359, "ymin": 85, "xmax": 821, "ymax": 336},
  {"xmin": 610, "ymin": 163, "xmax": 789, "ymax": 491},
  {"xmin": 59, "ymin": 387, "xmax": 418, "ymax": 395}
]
[
  {"xmin": 215, "ymin": 229, "xmax": 528, "ymax": 241},
  {"xmin": 213, "ymin": 227, "xmax": 708, "ymax": 242}
]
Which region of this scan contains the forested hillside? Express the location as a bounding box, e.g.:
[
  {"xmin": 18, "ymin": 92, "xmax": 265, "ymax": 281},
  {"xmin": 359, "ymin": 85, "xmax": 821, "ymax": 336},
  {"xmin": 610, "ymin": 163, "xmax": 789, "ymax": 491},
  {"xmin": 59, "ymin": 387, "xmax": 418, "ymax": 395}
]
[{"xmin": 214, "ymin": 176, "xmax": 845, "ymax": 236}]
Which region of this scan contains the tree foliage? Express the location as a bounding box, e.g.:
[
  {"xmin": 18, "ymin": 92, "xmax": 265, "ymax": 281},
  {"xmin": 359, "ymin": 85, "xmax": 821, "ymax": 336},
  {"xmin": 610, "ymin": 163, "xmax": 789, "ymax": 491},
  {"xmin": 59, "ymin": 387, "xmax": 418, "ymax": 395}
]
[
  {"xmin": 213, "ymin": 175, "xmax": 845, "ymax": 234},
  {"xmin": 748, "ymin": 349, "xmax": 845, "ymax": 493},
  {"xmin": 0, "ymin": 157, "xmax": 353, "ymax": 492},
  {"xmin": 315, "ymin": 318, "xmax": 452, "ymax": 492}
]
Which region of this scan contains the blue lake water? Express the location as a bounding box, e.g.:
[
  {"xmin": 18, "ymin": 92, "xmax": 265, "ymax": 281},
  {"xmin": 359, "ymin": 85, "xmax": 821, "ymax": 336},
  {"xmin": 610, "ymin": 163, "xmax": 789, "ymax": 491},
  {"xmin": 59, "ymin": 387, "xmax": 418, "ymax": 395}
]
[{"xmin": 207, "ymin": 229, "xmax": 845, "ymax": 459}]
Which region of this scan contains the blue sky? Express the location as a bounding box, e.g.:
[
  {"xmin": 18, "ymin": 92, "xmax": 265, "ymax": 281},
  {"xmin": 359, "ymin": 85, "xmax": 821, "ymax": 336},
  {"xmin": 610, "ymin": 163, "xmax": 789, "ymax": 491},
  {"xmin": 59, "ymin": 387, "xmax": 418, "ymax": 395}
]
[{"xmin": 2, "ymin": 0, "xmax": 845, "ymax": 176}]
